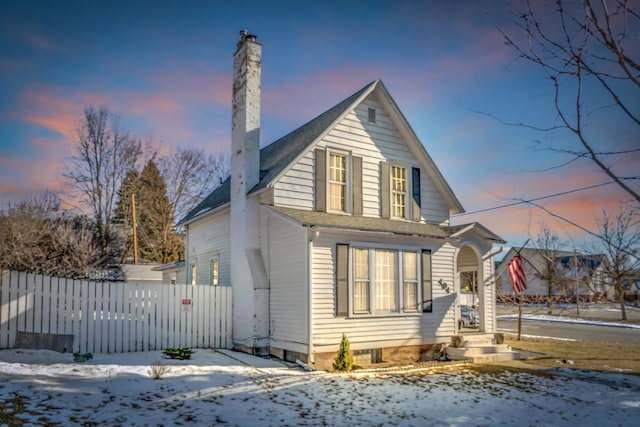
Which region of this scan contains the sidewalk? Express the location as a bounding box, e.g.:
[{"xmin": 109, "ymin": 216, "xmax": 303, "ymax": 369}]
[{"xmin": 497, "ymin": 303, "xmax": 640, "ymax": 325}]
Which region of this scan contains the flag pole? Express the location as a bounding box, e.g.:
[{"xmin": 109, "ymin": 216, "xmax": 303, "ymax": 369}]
[{"xmin": 513, "ymin": 239, "xmax": 530, "ymax": 341}]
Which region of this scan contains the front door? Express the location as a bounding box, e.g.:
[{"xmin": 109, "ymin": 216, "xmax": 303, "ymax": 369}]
[
  {"xmin": 458, "ymin": 269, "xmax": 479, "ymax": 332},
  {"xmin": 456, "ymin": 245, "xmax": 481, "ymax": 333}
]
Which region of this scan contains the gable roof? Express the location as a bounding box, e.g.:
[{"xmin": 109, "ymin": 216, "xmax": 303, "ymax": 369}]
[
  {"xmin": 180, "ymin": 82, "xmax": 375, "ymax": 225},
  {"xmin": 447, "ymin": 223, "xmax": 506, "ymax": 244},
  {"xmin": 181, "ymin": 79, "xmax": 463, "ymax": 224}
]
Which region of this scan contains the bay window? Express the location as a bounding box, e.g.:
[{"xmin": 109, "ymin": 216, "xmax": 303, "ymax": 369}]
[{"xmin": 337, "ymin": 245, "xmax": 427, "ymax": 316}]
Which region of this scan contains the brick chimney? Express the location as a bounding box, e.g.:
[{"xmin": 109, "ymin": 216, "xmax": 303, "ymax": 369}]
[
  {"xmin": 231, "ymin": 29, "xmax": 261, "ymax": 193},
  {"xmin": 230, "ymin": 30, "xmax": 269, "ymax": 354}
]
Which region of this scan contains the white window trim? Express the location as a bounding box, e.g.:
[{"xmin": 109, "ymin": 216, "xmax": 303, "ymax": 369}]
[
  {"xmin": 348, "ymin": 244, "xmax": 422, "ymax": 316},
  {"xmin": 190, "ymin": 261, "xmax": 197, "ymax": 286},
  {"xmin": 209, "ymin": 256, "xmax": 219, "ymax": 286},
  {"xmin": 326, "ymin": 148, "xmax": 352, "ymax": 214},
  {"xmin": 388, "ymin": 162, "xmax": 415, "ymax": 220}
]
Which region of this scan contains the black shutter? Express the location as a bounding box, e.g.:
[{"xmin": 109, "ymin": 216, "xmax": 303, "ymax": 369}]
[
  {"xmin": 412, "ymin": 167, "xmax": 421, "ymax": 221},
  {"xmin": 315, "ymin": 149, "xmax": 326, "ymax": 212},
  {"xmin": 352, "ymin": 156, "xmax": 363, "ymax": 216},
  {"xmin": 336, "ymin": 244, "xmax": 349, "ymax": 316},
  {"xmin": 422, "ymin": 249, "xmax": 432, "ymax": 313},
  {"xmin": 380, "ymin": 161, "xmax": 390, "ymax": 219}
]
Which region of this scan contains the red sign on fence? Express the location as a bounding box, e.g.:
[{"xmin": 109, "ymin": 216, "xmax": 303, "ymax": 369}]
[{"xmin": 182, "ymin": 299, "xmax": 192, "ymax": 312}]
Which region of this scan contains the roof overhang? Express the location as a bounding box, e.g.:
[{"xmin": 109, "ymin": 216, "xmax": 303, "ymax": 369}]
[
  {"xmin": 268, "ymin": 206, "xmax": 451, "ymax": 239},
  {"xmin": 448, "ymin": 222, "xmax": 506, "ymax": 244}
]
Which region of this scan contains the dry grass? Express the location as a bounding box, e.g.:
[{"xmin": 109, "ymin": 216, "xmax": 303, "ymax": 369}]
[{"xmin": 504, "ymin": 334, "xmax": 640, "ymax": 375}]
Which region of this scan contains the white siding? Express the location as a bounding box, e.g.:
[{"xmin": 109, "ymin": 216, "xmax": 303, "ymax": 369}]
[
  {"xmin": 310, "ymin": 231, "xmax": 457, "ymax": 353},
  {"xmin": 186, "ymin": 211, "xmax": 231, "ymax": 286},
  {"xmin": 457, "ymin": 246, "xmax": 477, "ymax": 268},
  {"xmin": 263, "ymin": 211, "xmax": 308, "ymax": 351},
  {"xmin": 273, "ymin": 94, "xmax": 449, "ymax": 223},
  {"xmin": 482, "ymin": 252, "xmax": 496, "ymax": 331}
]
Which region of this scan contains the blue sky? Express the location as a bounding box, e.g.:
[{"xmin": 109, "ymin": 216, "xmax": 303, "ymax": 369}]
[{"xmin": 1, "ymin": 0, "xmax": 637, "ymax": 249}]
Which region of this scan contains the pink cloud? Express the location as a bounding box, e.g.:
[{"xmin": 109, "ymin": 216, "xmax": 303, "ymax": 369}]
[{"xmin": 453, "ymin": 158, "xmax": 632, "ymax": 244}]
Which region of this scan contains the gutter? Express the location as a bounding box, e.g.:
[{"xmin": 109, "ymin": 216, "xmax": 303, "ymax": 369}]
[{"xmin": 306, "ymin": 227, "xmax": 315, "ymax": 365}]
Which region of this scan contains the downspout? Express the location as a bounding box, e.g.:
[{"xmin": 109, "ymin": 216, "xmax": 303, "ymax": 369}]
[
  {"xmin": 306, "ymin": 227, "xmax": 315, "ymax": 365},
  {"xmin": 184, "ymin": 224, "xmax": 189, "ymax": 284}
]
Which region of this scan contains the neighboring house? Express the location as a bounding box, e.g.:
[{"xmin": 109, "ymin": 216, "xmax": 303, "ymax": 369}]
[
  {"xmin": 120, "ymin": 263, "xmax": 163, "ymax": 285},
  {"xmin": 621, "ymin": 270, "xmax": 640, "ymax": 302},
  {"xmin": 151, "ymin": 260, "xmax": 186, "ymax": 285},
  {"xmin": 180, "ymin": 32, "xmax": 504, "ymax": 369},
  {"xmin": 88, "ymin": 262, "xmax": 163, "ymax": 284},
  {"xmin": 497, "ymin": 248, "xmax": 611, "ymax": 300}
]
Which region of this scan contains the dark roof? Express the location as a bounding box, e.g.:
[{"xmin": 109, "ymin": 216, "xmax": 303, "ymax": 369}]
[
  {"xmin": 447, "ymin": 222, "xmax": 506, "ymax": 244},
  {"xmin": 180, "ymin": 81, "xmax": 376, "ymax": 224},
  {"xmin": 180, "ymin": 177, "xmax": 231, "ymax": 224},
  {"xmin": 556, "ymin": 254, "xmax": 603, "ymax": 270},
  {"xmin": 270, "ymin": 206, "xmax": 451, "ymax": 239}
]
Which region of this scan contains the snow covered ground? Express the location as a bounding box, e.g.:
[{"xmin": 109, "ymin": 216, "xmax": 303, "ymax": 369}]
[{"xmin": 1, "ymin": 348, "xmax": 639, "ymax": 426}]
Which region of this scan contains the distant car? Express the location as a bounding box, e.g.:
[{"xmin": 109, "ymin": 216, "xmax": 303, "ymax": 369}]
[{"xmin": 459, "ymin": 305, "xmax": 479, "ymax": 328}]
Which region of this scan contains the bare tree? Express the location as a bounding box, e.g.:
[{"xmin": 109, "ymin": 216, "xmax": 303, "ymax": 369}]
[
  {"xmin": 64, "ymin": 106, "xmax": 141, "ymax": 263},
  {"xmin": 501, "ymin": 0, "xmax": 640, "ymax": 202},
  {"xmin": 0, "ymin": 192, "xmax": 105, "ymax": 278},
  {"xmin": 593, "ymin": 203, "xmax": 640, "ymax": 320},
  {"xmin": 532, "ymin": 222, "xmax": 566, "ymax": 313},
  {"xmin": 158, "ymin": 147, "xmax": 229, "ymax": 224}
]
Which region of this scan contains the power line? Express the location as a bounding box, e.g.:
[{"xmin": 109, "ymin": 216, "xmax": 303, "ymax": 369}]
[{"xmin": 452, "ymin": 181, "xmax": 615, "ymax": 217}]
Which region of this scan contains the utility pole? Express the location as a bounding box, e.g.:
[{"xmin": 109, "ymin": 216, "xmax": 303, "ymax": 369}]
[
  {"xmin": 132, "ymin": 193, "xmax": 138, "ymax": 265},
  {"xmin": 574, "ymin": 251, "xmax": 579, "ymax": 317}
]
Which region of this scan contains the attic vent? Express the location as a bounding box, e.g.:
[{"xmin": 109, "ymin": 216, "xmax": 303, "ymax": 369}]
[{"xmin": 368, "ymin": 108, "xmax": 376, "ymax": 123}]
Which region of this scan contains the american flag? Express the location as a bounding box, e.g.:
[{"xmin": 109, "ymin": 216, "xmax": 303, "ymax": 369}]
[{"xmin": 508, "ymin": 254, "xmax": 527, "ymax": 294}]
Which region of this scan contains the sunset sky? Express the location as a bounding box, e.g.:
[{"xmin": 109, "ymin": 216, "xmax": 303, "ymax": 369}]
[{"xmin": 1, "ymin": 0, "xmax": 637, "ymax": 251}]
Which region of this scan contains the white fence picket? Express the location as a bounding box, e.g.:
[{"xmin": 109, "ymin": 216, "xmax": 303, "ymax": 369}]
[{"xmin": 0, "ymin": 271, "xmax": 232, "ymax": 354}]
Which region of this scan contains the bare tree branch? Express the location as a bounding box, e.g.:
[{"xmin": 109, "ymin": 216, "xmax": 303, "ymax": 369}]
[{"xmin": 499, "ymin": 0, "xmax": 640, "ymax": 203}]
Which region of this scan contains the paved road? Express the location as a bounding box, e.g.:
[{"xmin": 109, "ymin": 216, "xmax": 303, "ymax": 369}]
[{"xmin": 497, "ymin": 318, "xmax": 640, "ymax": 345}]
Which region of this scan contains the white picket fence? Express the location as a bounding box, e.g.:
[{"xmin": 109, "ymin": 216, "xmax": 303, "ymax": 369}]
[{"xmin": 0, "ymin": 270, "xmax": 233, "ymax": 353}]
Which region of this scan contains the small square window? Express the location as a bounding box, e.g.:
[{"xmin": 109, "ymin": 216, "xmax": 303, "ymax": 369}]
[{"xmin": 368, "ymin": 108, "xmax": 376, "ymax": 123}]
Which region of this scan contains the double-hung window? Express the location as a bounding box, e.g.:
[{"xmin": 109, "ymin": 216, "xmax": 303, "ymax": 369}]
[
  {"xmin": 210, "ymin": 258, "xmax": 219, "ymax": 286},
  {"xmin": 403, "ymin": 251, "xmax": 419, "ymax": 312},
  {"xmin": 190, "ymin": 262, "xmax": 197, "ymax": 285},
  {"xmin": 375, "ymin": 249, "xmax": 397, "ymax": 312},
  {"xmin": 316, "ymin": 148, "xmax": 362, "ymax": 215},
  {"xmin": 329, "ymin": 153, "xmax": 348, "ymax": 212},
  {"xmin": 353, "ymin": 248, "xmax": 370, "ymax": 313},
  {"xmin": 391, "ymin": 166, "xmax": 407, "ymax": 218},
  {"xmin": 381, "ymin": 162, "xmax": 421, "ymax": 221}
]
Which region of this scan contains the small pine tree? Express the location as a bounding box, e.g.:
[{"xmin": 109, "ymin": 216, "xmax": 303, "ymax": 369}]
[{"xmin": 333, "ymin": 333, "xmax": 354, "ymax": 372}]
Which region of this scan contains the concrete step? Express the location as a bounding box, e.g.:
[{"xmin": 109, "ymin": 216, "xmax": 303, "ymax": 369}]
[
  {"xmin": 468, "ymin": 351, "xmax": 521, "ymax": 363},
  {"xmin": 448, "ymin": 344, "xmax": 513, "ymax": 357},
  {"xmin": 446, "ymin": 333, "xmax": 520, "ymax": 363},
  {"xmin": 446, "ymin": 342, "xmax": 521, "ymax": 362}
]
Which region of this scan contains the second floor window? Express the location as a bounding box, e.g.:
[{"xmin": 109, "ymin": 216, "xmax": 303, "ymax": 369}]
[
  {"xmin": 329, "ymin": 153, "xmax": 347, "ymax": 212},
  {"xmin": 392, "ymin": 166, "xmax": 407, "ymax": 218}
]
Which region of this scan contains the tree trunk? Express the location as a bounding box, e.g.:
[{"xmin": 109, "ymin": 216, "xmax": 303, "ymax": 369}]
[{"xmin": 617, "ymin": 281, "xmax": 627, "ymax": 321}]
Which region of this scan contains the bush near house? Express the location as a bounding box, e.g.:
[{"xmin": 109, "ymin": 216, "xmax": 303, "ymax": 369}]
[
  {"xmin": 162, "ymin": 347, "xmax": 193, "ymax": 360},
  {"xmin": 333, "ymin": 334, "xmax": 354, "ymax": 372}
]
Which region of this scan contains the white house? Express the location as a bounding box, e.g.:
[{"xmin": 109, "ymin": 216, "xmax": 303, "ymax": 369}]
[
  {"xmin": 180, "ymin": 31, "xmax": 505, "ymax": 369},
  {"xmin": 497, "ymin": 248, "xmax": 611, "ymax": 301}
]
